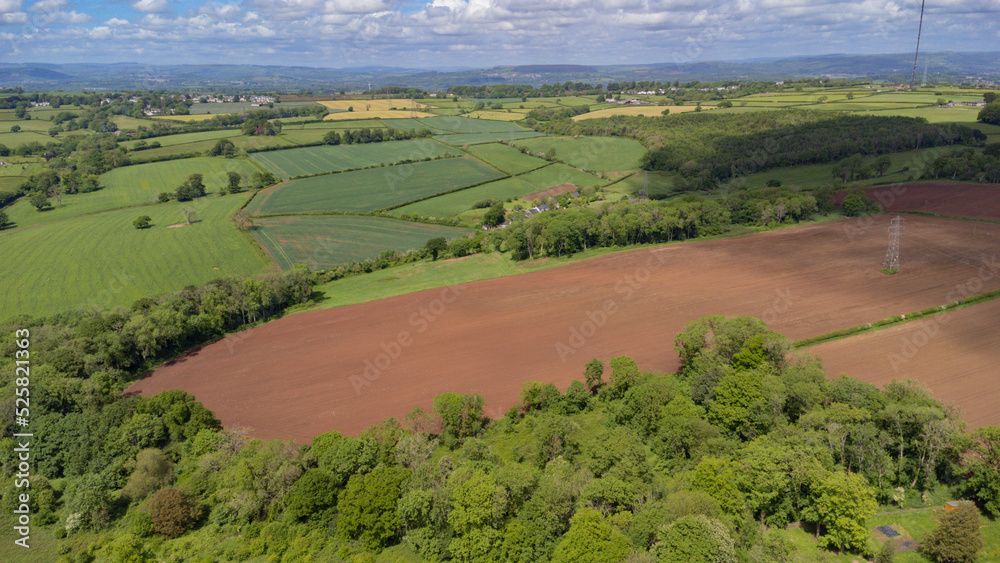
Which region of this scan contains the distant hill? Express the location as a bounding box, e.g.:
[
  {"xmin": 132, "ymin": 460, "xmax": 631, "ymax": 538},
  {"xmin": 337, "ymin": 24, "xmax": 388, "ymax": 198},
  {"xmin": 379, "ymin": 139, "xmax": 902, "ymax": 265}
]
[{"xmin": 0, "ymin": 52, "xmax": 996, "ymax": 92}]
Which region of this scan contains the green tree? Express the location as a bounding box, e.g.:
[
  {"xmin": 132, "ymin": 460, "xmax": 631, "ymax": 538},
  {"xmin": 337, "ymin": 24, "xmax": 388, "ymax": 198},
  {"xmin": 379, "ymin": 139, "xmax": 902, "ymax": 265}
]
[
  {"xmin": 551, "ymin": 508, "xmax": 631, "ymax": 563},
  {"xmin": 841, "ymin": 191, "xmax": 875, "ymax": 217},
  {"xmin": 584, "ymin": 358, "xmax": 605, "ymax": 392},
  {"xmin": 962, "ymin": 426, "xmax": 1000, "ymax": 517},
  {"xmin": 483, "ymin": 202, "xmax": 506, "ymax": 227},
  {"xmin": 284, "ymin": 468, "xmax": 338, "ymax": 523},
  {"xmin": 921, "ymin": 503, "xmax": 983, "ymax": 563},
  {"xmin": 425, "ymin": 236, "xmax": 448, "ymax": 260},
  {"xmin": 804, "ymin": 471, "xmax": 877, "ymax": 554},
  {"xmin": 434, "ymin": 392, "xmax": 486, "ymax": 443},
  {"xmin": 133, "ymin": 215, "xmax": 152, "ymax": 229},
  {"xmin": 718, "ymin": 100, "xmax": 733, "ymax": 108},
  {"xmin": 105, "ymin": 533, "xmax": 155, "ymax": 563},
  {"xmin": 652, "ymin": 514, "xmax": 737, "ymax": 563},
  {"xmin": 10, "ymin": 125, "xmax": 20, "ymax": 133},
  {"xmin": 121, "ymin": 448, "xmax": 172, "ymax": 503},
  {"xmin": 0, "ymin": 210, "xmax": 8, "ymax": 229},
  {"xmin": 208, "ymin": 138, "xmax": 236, "ymax": 157},
  {"xmin": 337, "ymin": 466, "xmax": 408, "ymax": 552},
  {"xmin": 978, "ymin": 102, "xmax": 1000, "ymax": 126},
  {"xmin": 29, "ymin": 191, "xmax": 51, "ymax": 210},
  {"xmin": 226, "ymin": 171, "xmax": 242, "ymax": 193}
]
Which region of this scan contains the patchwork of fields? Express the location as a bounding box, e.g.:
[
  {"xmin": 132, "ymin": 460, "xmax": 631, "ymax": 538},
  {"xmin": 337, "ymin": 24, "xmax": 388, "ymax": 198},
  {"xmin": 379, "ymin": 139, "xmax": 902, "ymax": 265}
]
[
  {"xmin": 247, "ymin": 157, "xmax": 505, "ymax": 214},
  {"xmin": 515, "ymin": 136, "xmax": 647, "ymax": 171},
  {"xmin": 253, "ymin": 215, "xmax": 472, "ymax": 269},
  {"xmin": 250, "ymin": 139, "xmax": 456, "ymax": 178}
]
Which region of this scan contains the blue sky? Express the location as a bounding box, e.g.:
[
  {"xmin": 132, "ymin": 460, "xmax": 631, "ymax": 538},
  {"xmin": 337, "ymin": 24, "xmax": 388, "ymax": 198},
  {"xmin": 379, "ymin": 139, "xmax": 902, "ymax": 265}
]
[{"xmin": 1, "ymin": 1, "xmax": 998, "ymax": 68}]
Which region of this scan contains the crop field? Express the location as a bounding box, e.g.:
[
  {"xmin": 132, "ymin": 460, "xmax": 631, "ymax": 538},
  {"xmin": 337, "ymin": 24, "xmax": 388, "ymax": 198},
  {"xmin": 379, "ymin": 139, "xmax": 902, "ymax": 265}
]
[
  {"xmin": 465, "ymin": 111, "xmax": 527, "ymax": 121},
  {"xmin": 573, "ymin": 105, "xmax": 705, "ymax": 120},
  {"xmin": 378, "ymin": 118, "xmax": 448, "ymax": 133},
  {"xmin": 299, "ymin": 119, "xmax": 386, "ymax": 129},
  {"xmin": 252, "ymin": 215, "xmax": 472, "ymax": 270},
  {"xmin": 866, "ymin": 106, "xmax": 986, "ymax": 123},
  {"xmin": 418, "ymin": 115, "xmax": 530, "ymax": 134},
  {"xmin": 152, "ymin": 114, "xmax": 220, "ymax": 122},
  {"xmin": 518, "ymin": 163, "xmax": 606, "ymax": 190},
  {"xmin": 467, "ymin": 142, "xmax": 548, "ymax": 175},
  {"xmin": 811, "ymin": 299, "xmax": 1000, "ymax": 428},
  {"xmin": 248, "ymin": 157, "xmax": 505, "ymax": 214},
  {"xmin": 3, "ymin": 157, "xmax": 263, "ymax": 230},
  {"xmin": 857, "ymin": 181, "xmax": 1000, "ymax": 222},
  {"xmin": 515, "ymin": 136, "xmax": 646, "ymax": 171},
  {"xmin": 435, "ymin": 131, "xmax": 545, "ymax": 146},
  {"xmin": 320, "ymin": 99, "xmax": 426, "ymax": 112},
  {"xmin": 0, "ymin": 194, "xmax": 267, "ymax": 318},
  {"xmin": 323, "ymin": 109, "xmax": 435, "ymax": 121},
  {"xmin": 0, "ymin": 131, "xmax": 53, "ymax": 147},
  {"xmin": 393, "ymin": 176, "xmax": 539, "ymax": 217},
  {"xmin": 250, "ymin": 138, "xmax": 456, "ymax": 178},
  {"xmin": 189, "ymin": 101, "xmax": 320, "ymax": 114},
  {"xmin": 129, "ymin": 215, "xmax": 1000, "ymax": 439},
  {"xmin": 120, "ymin": 129, "xmax": 242, "ymax": 149}
]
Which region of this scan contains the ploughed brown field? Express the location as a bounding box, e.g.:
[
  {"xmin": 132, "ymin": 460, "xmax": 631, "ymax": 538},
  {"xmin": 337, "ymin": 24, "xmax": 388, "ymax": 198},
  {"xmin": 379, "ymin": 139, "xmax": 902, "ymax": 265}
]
[
  {"xmin": 862, "ymin": 181, "xmax": 1000, "ymax": 222},
  {"xmin": 128, "ymin": 212, "xmax": 1000, "ymax": 442},
  {"xmin": 811, "ymin": 298, "xmax": 1000, "ymax": 428}
]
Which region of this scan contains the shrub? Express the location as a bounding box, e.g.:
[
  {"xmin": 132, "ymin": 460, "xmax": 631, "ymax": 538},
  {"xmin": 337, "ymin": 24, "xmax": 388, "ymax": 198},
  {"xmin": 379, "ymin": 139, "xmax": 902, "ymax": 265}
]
[{"xmin": 148, "ymin": 487, "xmax": 202, "ymax": 538}]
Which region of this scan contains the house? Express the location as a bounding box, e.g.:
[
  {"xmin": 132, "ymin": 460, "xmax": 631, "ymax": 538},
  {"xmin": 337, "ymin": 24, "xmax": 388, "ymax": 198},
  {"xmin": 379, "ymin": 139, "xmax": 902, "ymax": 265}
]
[{"xmin": 525, "ymin": 204, "xmax": 550, "ymax": 217}]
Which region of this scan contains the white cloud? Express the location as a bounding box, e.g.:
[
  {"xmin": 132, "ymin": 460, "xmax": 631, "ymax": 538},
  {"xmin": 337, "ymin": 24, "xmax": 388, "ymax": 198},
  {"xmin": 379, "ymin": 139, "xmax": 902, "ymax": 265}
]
[
  {"xmin": 39, "ymin": 9, "xmax": 90, "ymax": 23},
  {"xmin": 0, "ymin": 0, "xmax": 22, "ymax": 12},
  {"xmin": 0, "ymin": 11, "xmax": 27, "ymax": 23},
  {"xmin": 106, "ymin": 17, "xmax": 129, "ymax": 26},
  {"xmin": 28, "ymin": 0, "xmax": 65, "ymax": 12},
  {"xmin": 132, "ymin": 0, "xmax": 168, "ymax": 13},
  {"xmin": 88, "ymin": 25, "xmax": 111, "ymax": 38}
]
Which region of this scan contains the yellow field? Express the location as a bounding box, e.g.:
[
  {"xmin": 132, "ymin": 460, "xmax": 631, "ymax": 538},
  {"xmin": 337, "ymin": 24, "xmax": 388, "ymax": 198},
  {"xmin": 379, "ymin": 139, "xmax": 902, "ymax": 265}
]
[
  {"xmin": 152, "ymin": 114, "xmax": 219, "ymax": 122},
  {"xmin": 573, "ymin": 105, "xmax": 708, "ymax": 121},
  {"xmin": 466, "ymin": 111, "xmax": 527, "ymax": 121},
  {"xmin": 323, "ymin": 110, "xmax": 435, "ymax": 121},
  {"xmin": 319, "ymin": 99, "xmax": 426, "ymax": 112}
]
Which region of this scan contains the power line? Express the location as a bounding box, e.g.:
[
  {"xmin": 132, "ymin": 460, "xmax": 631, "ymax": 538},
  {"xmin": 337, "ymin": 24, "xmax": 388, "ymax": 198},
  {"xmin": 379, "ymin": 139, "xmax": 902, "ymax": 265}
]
[{"xmin": 911, "ymin": 0, "xmax": 927, "ymax": 85}]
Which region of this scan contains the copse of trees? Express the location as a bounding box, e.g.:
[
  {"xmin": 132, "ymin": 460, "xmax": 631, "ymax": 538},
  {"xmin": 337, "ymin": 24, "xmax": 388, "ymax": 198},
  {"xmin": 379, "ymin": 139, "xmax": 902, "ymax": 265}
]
[
  {"xmin": 535, "ymin": 110, "xmax": 982, "ymax": 190},
  {"xmin": 322, "ymin": 126, "xmax": 433, "ymax": 145},
  {"xmin": 921, "ymin": 147, "xmax": 1000, "ymax": 183}
]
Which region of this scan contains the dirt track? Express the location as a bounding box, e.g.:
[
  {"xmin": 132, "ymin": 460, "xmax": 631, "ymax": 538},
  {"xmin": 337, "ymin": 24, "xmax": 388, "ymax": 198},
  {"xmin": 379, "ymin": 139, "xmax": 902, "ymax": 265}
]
[
  {"xmin": 128, "ymin": 213, "xmax": 1000, "ymax": 442},
  {"xmin": 812, "ymin": 298, "xmax": 1000, "ymax": 428}
]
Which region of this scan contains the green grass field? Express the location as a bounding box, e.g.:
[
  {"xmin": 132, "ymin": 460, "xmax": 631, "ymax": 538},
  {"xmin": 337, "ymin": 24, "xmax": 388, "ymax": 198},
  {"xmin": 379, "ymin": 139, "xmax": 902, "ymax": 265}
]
[
  {"xmin": 250, "ymin": 139, "xmax": 457, "ymax": 179},
  {"xmin": 518, "ymin": 163, "xmax": 606, "ymax": 191},
  {"xmin": 393, "ymin": 176, "xmax": 539, "ymax": 218},
  {"xmin": 248, "ymin": 157, "xmax": 505, "ymax": 215},
  {"xmin": 515, "ymin": 136, "xmax": 647, "ymax": 171},
  {"xmin": 189, "ymin": 101, "xmax": 320, "ymax": 114},
  {"xmin": 609, "ymin": 171, "xmax": 693, "ymax": 199},
  {"xmin": 120, "ymin": 129, "xmax": 242, "ymax": 149},
  {"xmin": 0, "ymin": 194, "xmax": 268, "ymax": 318},
  {"xmin": 417, "ymin": 115, "xmax": 529, "ymax": 134},
  {"xmin": 253, "ymin": 215, "xmax": 472, "ymax": 269},
  {"xmin": 3, "ymin": 157, "xmax": 263, "ymax": 229},
  {"xmin": 379, "ymin": 118, "xmax": 450, "ymax": 133},
  {"xmin": 467, "ymin": 143, "xmax": 548, "ymax": 175},
  {"xmin": 299, "ymin": 119, "xmax": 386, "ymax": 129},
  {"xmin": 434, "ymin": 131, "xmax": 545, "ymax": 146},
  {"xmin": 0, "ymin": 131, "xmax": 54, "ymax": 147},
  {"xmin": 739, "ymin": 147, "xmax": 948, "ymax": 190}
]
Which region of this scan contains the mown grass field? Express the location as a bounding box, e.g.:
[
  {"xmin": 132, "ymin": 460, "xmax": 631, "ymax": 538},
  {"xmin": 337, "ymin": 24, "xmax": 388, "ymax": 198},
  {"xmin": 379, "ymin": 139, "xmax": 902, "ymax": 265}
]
[
  {"xmin": 0, "ymin": 131, "xmax": 54, "ymax": 147},
  {"xmin": 465, "ymin": 110, "xmax": 527, "ymax": 121},
  {"xmin": 574, "ymin": 105, "xmax": 703, "ymax": 120},
  {"xmin": 190, "ymin": 101, "xmax": 320, "ymax": 114},
  {"xmin": 299, "ymin": 119, "xmax": 386, "ymax": 129},
  {"xmin": 515, "ymin": 136, "xmax": 647, "ymax": 171},
  {"xmin": 152, "ymin": 114, "xmax": 220, "ymax": 122},
  {"xmin": 418, "ymin": 115, "xmax": 529, "ymax": 134},
  {"xmin": 393, "ymin": 176, "xmax": 539, "ymax": 218},
  {"xmin": 435, "ymin": 130, "xmax": 545, "ymax": 146},
  {"xmin": 324, "ymin": 110, "xmax": 434, "ymax": 121},
  {"xmin": 248, "ymin": 157, "xmax": 505, "ymax": 215},
  {"xmin": 0, "ymin": 194, "xmax": 268, "ymax": 318},
  {"xmin": 518, "ymin": 162, "xmax": 606, "ymax": 190},
  {"xmin": 250, "ymin": 139, "xmax": 456, "ymax": 179},
  {"xmin": 3, "ymin": 157, "xmax": 263, "ymax": 230},
  {"xmin": 253, "ymin": 215, "xmax": 472, "ymax": 269},
  {"xmin": 378, "ymin": 118, "xmax": 448, "ymax": 132},
  {"xmin": 467, "ymin": 142, "xmax": 548, "ymax": 175},
  {"xmin": 120, "ymin": 128, "xmax": 242, "ymax": 149}
]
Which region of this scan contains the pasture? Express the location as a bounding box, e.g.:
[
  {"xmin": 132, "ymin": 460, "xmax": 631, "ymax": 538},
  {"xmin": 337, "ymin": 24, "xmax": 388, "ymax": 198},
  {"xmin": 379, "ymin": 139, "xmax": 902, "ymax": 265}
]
[
  {"xmin": 573, "ymin": 105, "xmax": 703, "ymax": 120},
  {"xmin": 434, "ymin": 131, "xmax": 545, "ymax": 146},
  {"xmin": 419, "ymin": 115, "xmax": 530, "ymax": 133},
  {"xmin": 119, "ymin": 128, "xmax": 242, "ymax": 149},
  {"xmin": 3, "ymin": 157, "xmax": 262, "ymax": 229},
  {"xmin": 0, "ymin": 131, "xmax": 54, "ymax": 147},
  {"xmin": 247, "ymin": 157, "xmax": 505, "ymax": 214},
  {"xmin": 0, "ymin": 194, "xmax": 267, "ymax": 318},
  {"xmin": 252, "ymin": 215, "xmax": 472, "ymax": 270},
  {"xmin": 323, "ymin": 110, "xmax": 435, "ymax": 121},
  {"xmin": 393, "ymin": 176, "xmax": 539, "ymax": 218},
  {"xmin": 379, "ymin": 118, "xmax": 449, "ymax": 133},
  {"xmin": 515, "ymin": 136, "xmax": 647, "ymax": 171},
  {"xmin": 465, "ymin": 111, "xmax": 527, "ymax": 121},
  {"xmin": 128, "ymin": 215, "xmax": 1000, "ymax": 440},
  {"xmin": 250, "ymin": 139, "xmax": 456, "ymax": 179},
  {"xmin": 518, "ymin": 163, "xmax": 606, "ymax": 191},
  {"xmin": 189, "ymin": 101, "xmax": 320, "ymax": 114},
  {"xmin": 467, "ymin": 142, "xmax": 548, "ymax": 175}
]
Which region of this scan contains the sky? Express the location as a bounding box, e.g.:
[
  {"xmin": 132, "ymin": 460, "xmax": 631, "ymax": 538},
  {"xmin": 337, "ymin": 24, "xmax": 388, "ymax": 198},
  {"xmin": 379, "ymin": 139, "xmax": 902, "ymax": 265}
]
[{"xmin": 0, "ymin": 0, "xmax": 998, "ymax": 68}]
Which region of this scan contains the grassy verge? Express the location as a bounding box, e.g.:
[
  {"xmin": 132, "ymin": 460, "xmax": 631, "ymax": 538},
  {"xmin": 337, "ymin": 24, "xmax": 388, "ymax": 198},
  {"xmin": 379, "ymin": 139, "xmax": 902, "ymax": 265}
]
[{"xmin": 795, "ymin": 289, "xmax": 1000, "ymax": 349}]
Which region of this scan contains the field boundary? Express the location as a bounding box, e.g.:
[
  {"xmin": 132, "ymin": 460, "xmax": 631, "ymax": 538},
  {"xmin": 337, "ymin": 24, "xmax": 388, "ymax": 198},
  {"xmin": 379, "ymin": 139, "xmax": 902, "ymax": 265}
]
[{"xmin": 794, "ymin": 288, "xmax": 1000, "ymax": 348}]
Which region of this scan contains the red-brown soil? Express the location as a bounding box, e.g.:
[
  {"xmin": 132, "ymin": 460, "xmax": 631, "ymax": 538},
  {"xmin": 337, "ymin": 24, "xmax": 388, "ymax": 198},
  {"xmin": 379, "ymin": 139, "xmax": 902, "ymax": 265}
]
[
  {"xmin": 855, "ymin": 182, "xmax": 1000, "ymax": 222},
  {"xmin": 128, "ymin": 215, "xmax": 1000, "ymax": 442},
  {"xmin": 524, "ymin": 183, "xmax": 579, "ymax": 202},
  {"xmin": 811, "ymin": 298, "xmax": 1000, "ymax": 428}
]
